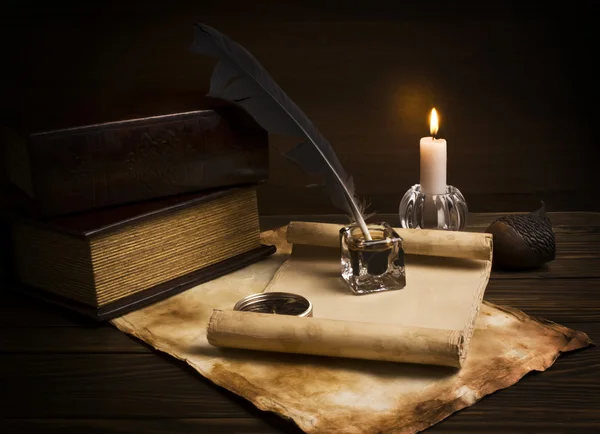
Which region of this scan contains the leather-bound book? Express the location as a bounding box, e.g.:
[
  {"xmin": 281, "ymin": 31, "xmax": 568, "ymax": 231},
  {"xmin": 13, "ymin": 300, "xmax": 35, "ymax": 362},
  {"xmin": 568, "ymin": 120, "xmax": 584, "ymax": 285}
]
[
  {"xmin": 1, "ymin": 104, "xmax": 268, "ymax": 216},
  {"xmin": 7, "ymin": 185, "xmax": 275, "ymax": 321}
]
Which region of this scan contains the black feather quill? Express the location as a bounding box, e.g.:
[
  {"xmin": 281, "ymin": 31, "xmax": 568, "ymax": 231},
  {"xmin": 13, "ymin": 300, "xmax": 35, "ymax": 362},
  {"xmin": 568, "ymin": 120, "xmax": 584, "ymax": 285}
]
[{"xmin": 191, "ymin": 24, "xmax": 372, "ymax": 239}]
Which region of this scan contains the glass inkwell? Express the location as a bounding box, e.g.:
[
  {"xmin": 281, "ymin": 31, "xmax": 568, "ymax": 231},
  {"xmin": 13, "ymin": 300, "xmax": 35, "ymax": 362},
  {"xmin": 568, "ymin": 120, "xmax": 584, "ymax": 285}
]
[{"xmin": 339, "ymin": 223, "xmax": 406, "ymax": 295}]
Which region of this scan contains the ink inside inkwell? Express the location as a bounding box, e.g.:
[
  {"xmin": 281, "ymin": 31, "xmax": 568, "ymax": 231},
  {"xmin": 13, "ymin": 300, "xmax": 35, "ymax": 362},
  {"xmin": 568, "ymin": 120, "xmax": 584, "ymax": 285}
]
[{"xmin": 340, "ymin": 223, "xmax": 406, "ymax": 295}]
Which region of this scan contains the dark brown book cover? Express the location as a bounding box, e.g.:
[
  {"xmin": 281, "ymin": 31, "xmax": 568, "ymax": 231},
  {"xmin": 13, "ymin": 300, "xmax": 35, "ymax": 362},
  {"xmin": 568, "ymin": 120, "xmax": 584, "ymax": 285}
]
[
  {"xmin": 2, "ymin": 104, "xmax": 269, "ymax": 217},
  {"xmin": 6, "ymin": 185, "xmax": 277, "ymax": 321},
  {"xmin": 12, "ymin": 245, "xmax": 276, "ymax": 321},
  {"xmin": 16, "ymin": 184, "xmax": 256, "ymax": 238}
]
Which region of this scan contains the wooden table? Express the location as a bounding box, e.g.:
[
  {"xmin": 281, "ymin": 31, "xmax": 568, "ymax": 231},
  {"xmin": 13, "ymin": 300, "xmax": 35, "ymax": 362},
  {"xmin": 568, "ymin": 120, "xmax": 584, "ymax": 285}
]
[{"xmin": 1, "ymin": 212, "xmax": 599, "ymax": 433}]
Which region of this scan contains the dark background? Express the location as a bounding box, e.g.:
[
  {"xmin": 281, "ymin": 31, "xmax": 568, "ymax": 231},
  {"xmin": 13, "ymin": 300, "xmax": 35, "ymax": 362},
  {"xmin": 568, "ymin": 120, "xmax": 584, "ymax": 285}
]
[{"xmin": 1, "ymin": 0, "xmax": 598, "ymax": 215}]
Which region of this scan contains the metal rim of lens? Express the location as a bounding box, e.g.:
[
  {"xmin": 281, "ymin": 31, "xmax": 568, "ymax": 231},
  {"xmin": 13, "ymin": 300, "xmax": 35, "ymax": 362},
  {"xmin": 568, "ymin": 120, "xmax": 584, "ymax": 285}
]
[{"xmin": 233, "ymin": 292, "xmax": 313, "ymax": 317}]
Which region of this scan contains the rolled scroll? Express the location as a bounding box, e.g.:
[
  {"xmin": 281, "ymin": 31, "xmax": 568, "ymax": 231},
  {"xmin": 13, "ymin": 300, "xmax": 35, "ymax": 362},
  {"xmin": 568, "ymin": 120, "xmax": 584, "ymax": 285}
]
[
  {"xmin": 206, "ymin": 221, "xmax": 493, "ymax": 368},
  {"xmin": 208, "ymin": 309, "xmax": 463, "ymax": 367},
  {"xmin": 287, "ymin": 221, "xmax": 492, "ymax": 261}
]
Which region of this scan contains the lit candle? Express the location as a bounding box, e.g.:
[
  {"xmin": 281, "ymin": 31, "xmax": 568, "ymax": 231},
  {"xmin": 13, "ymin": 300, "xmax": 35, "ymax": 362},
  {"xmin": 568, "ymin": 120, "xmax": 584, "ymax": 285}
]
[{"xmin": 419, "ymin": 108, "xmax": 447, "ymax": 195}]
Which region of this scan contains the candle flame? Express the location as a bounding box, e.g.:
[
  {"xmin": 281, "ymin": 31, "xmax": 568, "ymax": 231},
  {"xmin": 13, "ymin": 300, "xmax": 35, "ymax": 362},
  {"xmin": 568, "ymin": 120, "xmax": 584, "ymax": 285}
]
[{"xmin": 430, "ymin": 108, "xmax": 439, "ymax": 137}]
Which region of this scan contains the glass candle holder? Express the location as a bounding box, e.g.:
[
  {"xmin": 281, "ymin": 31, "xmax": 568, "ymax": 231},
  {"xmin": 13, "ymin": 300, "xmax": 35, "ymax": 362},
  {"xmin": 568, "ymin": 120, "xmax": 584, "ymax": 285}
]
[
  {"xmin": 399, "ymin": 184, "xmax": 468, "ymax": 231},
  {"xmin": 339, "ymin": 222, "xmax": 406, "ymax": 295}
]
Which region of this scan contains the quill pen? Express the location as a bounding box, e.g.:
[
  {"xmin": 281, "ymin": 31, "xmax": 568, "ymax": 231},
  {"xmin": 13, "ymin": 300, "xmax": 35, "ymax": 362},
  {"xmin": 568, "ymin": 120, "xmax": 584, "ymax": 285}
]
[{"xmin": 191, "ymin": 24, "xmax": 371, "ymax": 240}]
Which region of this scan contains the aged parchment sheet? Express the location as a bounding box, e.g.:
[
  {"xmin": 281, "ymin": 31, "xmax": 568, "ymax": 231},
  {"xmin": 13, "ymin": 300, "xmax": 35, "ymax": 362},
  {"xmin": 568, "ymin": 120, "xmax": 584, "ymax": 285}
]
[
  {"xmin": 207, "ymin": 308, "xmax": 465, "ymax": 367},
  {"xmin": 112, "ymin": 226, "xmax": 591, "ymax": 434},
  {"xmin": 226, "ymin": 221, "xmax": 493, "ymax": 367}
]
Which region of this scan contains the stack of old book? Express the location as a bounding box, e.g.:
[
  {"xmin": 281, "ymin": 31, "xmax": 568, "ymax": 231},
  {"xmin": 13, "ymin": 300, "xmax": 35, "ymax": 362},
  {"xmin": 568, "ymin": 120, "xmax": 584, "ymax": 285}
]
[{"xmin": 1, "ymin": 103, "xmax": 274, "ymax": 320}]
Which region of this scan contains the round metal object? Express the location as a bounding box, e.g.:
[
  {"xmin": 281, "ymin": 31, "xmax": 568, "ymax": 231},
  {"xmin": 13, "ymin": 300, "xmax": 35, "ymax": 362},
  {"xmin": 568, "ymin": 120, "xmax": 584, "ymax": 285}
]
[{"xmin": 233, "ymin": 292, "xmax": 313, "ymax": 317}]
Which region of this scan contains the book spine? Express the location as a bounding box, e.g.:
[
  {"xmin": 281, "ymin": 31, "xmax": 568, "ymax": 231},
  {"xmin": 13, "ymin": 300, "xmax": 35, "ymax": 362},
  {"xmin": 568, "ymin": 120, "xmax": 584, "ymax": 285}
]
[
  {"xmin": 23, "ymin": 108, "xmax": 269, "ymax": 216},
  {"xmin": 2, "ymin": 126, "xmax": 35, "ymax": 198}
]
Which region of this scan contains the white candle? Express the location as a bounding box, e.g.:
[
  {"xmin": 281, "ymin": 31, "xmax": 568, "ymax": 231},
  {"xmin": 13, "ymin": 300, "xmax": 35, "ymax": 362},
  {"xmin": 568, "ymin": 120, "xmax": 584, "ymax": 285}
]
[{"xmin": 420, "ymin": 108, "xmax": 447, "ymax": 195}]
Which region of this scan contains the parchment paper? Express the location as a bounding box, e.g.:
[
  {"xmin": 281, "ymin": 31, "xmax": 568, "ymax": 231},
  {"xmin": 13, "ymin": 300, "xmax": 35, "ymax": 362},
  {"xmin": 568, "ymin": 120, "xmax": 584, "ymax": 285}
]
[
  {"xmin": 286, "ymin": 221, "xmax": 492, "ymax": 260},
  {"xmin": 207, "ymin": 309, "xmax": 465, "ymax": 367},
  {"xmin": 111, "ymin": 225, "xmax": 592, "ymax": 434},
  {"xmin": 228, "ymin": 222, "xmax": 492, "ymax": 367}
]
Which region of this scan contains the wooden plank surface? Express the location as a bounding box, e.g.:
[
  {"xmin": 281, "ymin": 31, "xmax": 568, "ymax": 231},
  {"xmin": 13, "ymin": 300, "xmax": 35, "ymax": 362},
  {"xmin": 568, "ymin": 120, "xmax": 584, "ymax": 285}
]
[
  {"xmin": 2, "ymin": 212, "xmax": 599, "ymax": 330},
  {"xmin": 1, "ymin": 212, "xmax": 599, "ymax": 433},
  {"xmin": 1, "ymin": 277, "xmax": 599, "ymax": 354},
  {"xmin": 0, "ymin": 338, "xmax": 597, "ymax": 430},
  {"xmin": 1, "ymin": 334, "xmax": 598, "ymax": 419},
  {"xmin": 485, "ymin": 279, "xmax": 600, "ymax": 323},
  {"xmin": 0, "ymin": 291, "xmax": 598, "ymax": 353},
  {"xmin": 0, "ymin": 275, "xmax": 594, "ymax": 328},
  {"xmin": 5, "ymin": 415, "xmax": 600, "ymax": 434},
  {"xmin": 260, "ymin": 212, "xmax": 600, "ymax": 232},
  {"xmin": 2, "ymin": 418, "xmax": 303, "ymax": 434}
]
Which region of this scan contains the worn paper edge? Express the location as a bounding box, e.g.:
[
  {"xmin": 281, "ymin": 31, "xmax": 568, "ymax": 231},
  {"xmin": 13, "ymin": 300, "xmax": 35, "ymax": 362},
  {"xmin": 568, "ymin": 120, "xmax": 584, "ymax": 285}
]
[
  {"xmin": 395, "ymin": 300, "xmax": 594, "ymax": 434},
  {"xmin": 458, "ymin": 236, "xmax": 494, "ymax": 364},
  {"xmin": 262, "ymin": 235, "xmax": 493, "ymax": 368},
  {"xmin": 111, "ymin": 300, "xmax": 594, "ymax": 434}
]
